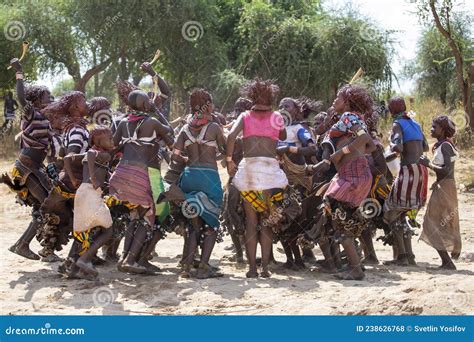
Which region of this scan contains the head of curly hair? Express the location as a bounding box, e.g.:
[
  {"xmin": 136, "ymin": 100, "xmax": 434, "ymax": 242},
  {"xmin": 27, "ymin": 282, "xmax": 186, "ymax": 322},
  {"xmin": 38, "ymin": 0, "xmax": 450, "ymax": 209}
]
[
  {"xmin": 295, "ymin": 97, "xmax": 323, "ymax": 119},
  {"xmin": 234, "ymin": 97, "xmax": 252, "ymax": 112},
  {"xmin": 190, "ymin": 88, "xmax": 213, "ymax": 114},
  {"xmin": 88, "ymin": 97, "xmax": 111, "ymax": 116},
  {"xmin": 337, "ymin": 84, "xmax": 374, "ymax": 115},
  {"xmin": 240, "ymin": 78, "xmax": 279, "ymax": 109},
  {"xmin": 433, "ymin": 115, "xmax": 456, "ymax": 138},
  {"xmin": 42, "ymin": 91, "xmax": 86, "ymax": 120},
  {"xmin": 388, "ymin": 96, "xmax": 406, "ymax": 115},
  {"xmin": 25, "ymin": 85, "xmax": 50, "ymax": 104},
  {"xmin": 89, "ymin": 125, "xmax": 113, "ymax": 148},
  {"xmin": 117, "ymin": 79, "xmax": 139, "ymax": 106}
]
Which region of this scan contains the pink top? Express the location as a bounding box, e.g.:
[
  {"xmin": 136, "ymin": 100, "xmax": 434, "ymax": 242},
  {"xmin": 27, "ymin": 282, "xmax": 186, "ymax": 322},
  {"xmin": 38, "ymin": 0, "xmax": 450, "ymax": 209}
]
[{"xmin": 242, "ymin": 110, "xmax": 283, "ymax": 141}]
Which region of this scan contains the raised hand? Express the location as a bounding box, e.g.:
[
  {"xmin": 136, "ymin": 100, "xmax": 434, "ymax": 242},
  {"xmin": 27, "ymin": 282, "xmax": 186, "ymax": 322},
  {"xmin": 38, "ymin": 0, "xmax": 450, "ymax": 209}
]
[
  {"xmin": 10, "ymin": 58, "xmax": 23, "ymax": 72},
  {"xmin": 140, "ymin": 62, "xmax": 155, "ymax": 76}
]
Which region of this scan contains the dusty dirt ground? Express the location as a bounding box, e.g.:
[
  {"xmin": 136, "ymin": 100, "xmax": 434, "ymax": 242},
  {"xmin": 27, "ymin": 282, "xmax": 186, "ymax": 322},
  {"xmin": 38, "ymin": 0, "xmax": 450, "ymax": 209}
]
[{"xmin": 0, "ymin": 150, "xmax": 473, "ymax": 316}]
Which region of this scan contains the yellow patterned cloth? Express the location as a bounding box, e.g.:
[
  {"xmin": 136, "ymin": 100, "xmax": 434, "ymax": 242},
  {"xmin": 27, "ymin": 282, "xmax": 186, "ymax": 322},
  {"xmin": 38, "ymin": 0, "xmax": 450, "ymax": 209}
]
[
  {"xmin": 54, "ymin": 185, "xmax": 75, "ymax": 199},
  {"xmin": 369, "ymin": 174, "xmax": 391, "ymax": 200},
  {"xmin": 73, "ymin": 230, "xmax": 91, "ymax": 256},
  {"xmin": 104, "ymin": 195, "xmax": 139, "ymax": 210},
  {"xmin": 241, "ymin": 190, "xmax": 284, "ymax": 213}
]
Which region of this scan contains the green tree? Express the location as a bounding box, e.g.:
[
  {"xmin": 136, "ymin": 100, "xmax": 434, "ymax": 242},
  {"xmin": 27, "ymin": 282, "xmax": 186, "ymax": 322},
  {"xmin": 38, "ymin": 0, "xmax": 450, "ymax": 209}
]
[{"xmin": 415, "ymin": 0, "xmax": 474, "ymax": 128}]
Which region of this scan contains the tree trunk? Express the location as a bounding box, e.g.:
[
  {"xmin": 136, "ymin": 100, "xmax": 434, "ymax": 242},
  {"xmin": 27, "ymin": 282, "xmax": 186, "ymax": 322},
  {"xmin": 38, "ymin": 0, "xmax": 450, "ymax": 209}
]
[
  {"xmin": 429, "ymin": 0, "xmax": 473, "ymax": 129},
  {"xmin": 74, "ymin": 57, "xmax": 113, "ymax": 93}
]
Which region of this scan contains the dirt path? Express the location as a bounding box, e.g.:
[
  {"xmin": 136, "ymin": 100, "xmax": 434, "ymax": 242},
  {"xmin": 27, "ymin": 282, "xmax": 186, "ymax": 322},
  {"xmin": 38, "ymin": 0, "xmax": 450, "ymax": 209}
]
[{"xmin": 0, "ymin": 154, "xmax": 473, "ymax": 316}]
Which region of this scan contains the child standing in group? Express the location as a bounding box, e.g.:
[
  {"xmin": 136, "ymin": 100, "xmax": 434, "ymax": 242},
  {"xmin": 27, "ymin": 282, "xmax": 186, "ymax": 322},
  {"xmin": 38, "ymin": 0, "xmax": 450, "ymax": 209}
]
[{"xmin": 72, "ymin": 126, "xmax": 115, "ymax": 279}]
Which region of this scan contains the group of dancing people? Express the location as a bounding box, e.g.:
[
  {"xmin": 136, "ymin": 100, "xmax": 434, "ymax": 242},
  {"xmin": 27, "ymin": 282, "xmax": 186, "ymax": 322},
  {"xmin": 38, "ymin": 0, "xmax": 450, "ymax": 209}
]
[{"xmin": 1, "ymin": 56, "xmax": 463, "ymax": 281}]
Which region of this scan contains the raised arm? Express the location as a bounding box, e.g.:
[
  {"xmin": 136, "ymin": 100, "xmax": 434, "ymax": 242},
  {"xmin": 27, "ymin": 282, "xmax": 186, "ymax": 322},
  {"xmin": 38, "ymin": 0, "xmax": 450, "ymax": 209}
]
[
  {"xmin": 9, "ymin": 59, "xmax": 27, "ymax": 107},
  {"xmin": 140, "ymin": 62, "xmax": 171, "ymax": 101}
]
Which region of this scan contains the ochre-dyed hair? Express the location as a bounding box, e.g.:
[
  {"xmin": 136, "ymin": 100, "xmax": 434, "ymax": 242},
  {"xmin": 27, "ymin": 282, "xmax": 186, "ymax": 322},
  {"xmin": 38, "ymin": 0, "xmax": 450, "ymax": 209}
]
[
  {"xmin": 338, "ymin": 84, "xmax": 374, "ymax": 115},
  {"xmin": 88, "ymin": 97, "xmax": 111, "ymax": 116},
  {"xmin": 433, "ymin": 115, "xmax": 456, "ymax": 138},
  {"xmin": 25, "ymin": 85, "xmax": 50, "ymax": 104},
  {"xmin": 388, "ymin": 96, "xmax": 406, "ymax": 115},
  {"xmin": 117, "ymin": 80, "xmax": 139, "ymax": 106},
  {"xmin": 42, "ymin": 91, "xmax": 85, "ymax": 119},
  {"xmin": 241, "ymin": 78, "xmax": 279, "ymax": 107},
  {"xmin": 89, "ymin": 125, "xmax": 112, "ymax": 147},
  {"xmin": 190, "ymin": 88, "xmax": 212, "ymax": 113}
]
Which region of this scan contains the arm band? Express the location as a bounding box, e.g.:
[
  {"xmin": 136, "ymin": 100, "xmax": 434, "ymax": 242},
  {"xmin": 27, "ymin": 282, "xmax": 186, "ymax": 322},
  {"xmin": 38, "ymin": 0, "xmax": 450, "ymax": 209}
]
[
  {"xmin": 356, "ymin": 129, "xmax": 365, "ymax": 136},
  {"xmin": 226, "ymin": 156, "xmax": 232, "ymax": 162}
]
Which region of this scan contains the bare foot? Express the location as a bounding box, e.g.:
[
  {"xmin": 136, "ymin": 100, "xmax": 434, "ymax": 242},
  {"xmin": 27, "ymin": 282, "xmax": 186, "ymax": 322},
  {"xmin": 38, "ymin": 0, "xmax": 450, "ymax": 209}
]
[
  {"xmin": 260, "ymin": 268, "xmax": 272, "ymax": 278},
  {"xmin": 196, "ymin": 264, "xmax": 224, "ymax": 279},
  {"xmin": 334, "ymin": 267, "xmax": 365, "ymax": 280},
  {"xmin": 246, "ymin": 270, "xmax": 258, "ymax": 278},
  {"xmin": 41, "ymin": 253, "xmax": 62, "ymax": 263},
  {"xmin": 383, "ymin": 256, "xmax": 409, "ymax": 266},
  {"xmin": 119, "ymin": 262, "xmax": 147, "ymax": 274},
  {"xmin": 439, "ymin": 262, "xmax": 456, "ymax": 270},
  {"xmin": 76, "ymin": 259, "xmax": 99, "ymax": 278},
  {"xmin": 9, "ymin": 244, "xmax": 40, "ymax": 260},
  {"xmin": 140, "ymin": 260, "xmax": 162, "ymax": 275},
  {"xmin": 361, "ymin": 257, "xmax": 379, "ymax": 265}
]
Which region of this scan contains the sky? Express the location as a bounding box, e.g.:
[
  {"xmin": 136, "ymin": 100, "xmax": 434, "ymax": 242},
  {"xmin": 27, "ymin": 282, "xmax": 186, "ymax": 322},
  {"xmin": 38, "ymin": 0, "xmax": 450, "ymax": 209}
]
[
  {"xmin": 39, "ymin": 0, "xmax": 474, "ymax": 95},
  {"xmin": 325, "ymin": 0, "xmax": 474, "ymax": 94}
]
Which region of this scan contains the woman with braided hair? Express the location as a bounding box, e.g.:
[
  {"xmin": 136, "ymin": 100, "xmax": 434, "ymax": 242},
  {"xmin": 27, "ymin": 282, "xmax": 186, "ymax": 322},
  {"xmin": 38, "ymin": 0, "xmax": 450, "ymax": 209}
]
[
  {"xmin": 322, "ymin": 84, "xmax": 376, "ymax": 280},
  {"xmin": 227, "ymin": 79, "xmax": 288, "ymax": 278},
  {"xmin": 40, "ymin": 91, "xmax": 89, "ymax": 265},
  {"xmin": 3, "ymin": 58, "xmax": 53, "ymax": 261}
]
